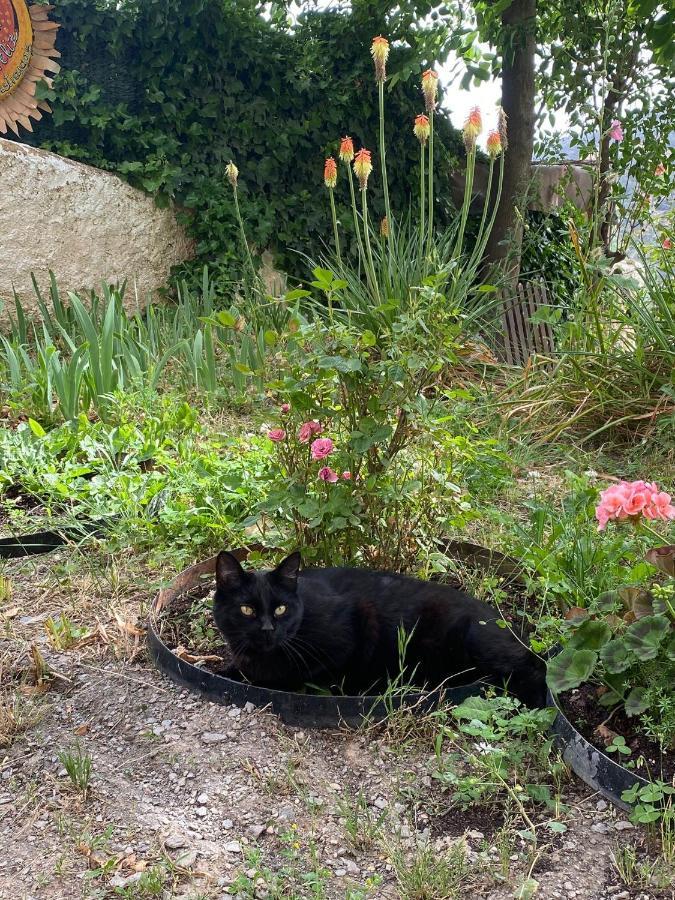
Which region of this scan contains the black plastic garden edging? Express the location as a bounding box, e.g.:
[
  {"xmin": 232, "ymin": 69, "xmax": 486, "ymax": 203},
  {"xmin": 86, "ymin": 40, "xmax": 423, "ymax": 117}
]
[
  {"xmin": 147, "ymin": 541, "xmax": 525, "ymax": 729},
  {"xmin": 0, "ymin": 522, "xmax": 107, "ymax": 558},
  {"xmin": 548, "ymin": 690, "xmax": 648, "ymax": 812}
]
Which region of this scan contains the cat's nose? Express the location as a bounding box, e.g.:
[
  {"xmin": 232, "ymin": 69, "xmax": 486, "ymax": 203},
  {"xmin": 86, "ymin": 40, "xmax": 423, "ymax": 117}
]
[{"xmin": 261, "ymin": 619, "xmax": 274, "ymax": 632}]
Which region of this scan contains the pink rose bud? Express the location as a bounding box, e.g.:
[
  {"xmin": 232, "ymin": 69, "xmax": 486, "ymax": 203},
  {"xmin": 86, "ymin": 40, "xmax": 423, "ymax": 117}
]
[
  {"xmin": 318, "ymin": 466, "xmax": 339, "ymax": 483},
  {"xmin": 280, "ymin": 403, "xmax": 291, "ymax": 413},
  {"xmin": 342, "ymin": 471, "xmax": 352, "ymax": 480}
]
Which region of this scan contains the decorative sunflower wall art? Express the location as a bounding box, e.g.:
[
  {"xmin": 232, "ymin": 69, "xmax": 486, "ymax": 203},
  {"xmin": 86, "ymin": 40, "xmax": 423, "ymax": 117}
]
[{"xmin": 0, "ymin": 0, "xmax": 59, "ymax": 136}]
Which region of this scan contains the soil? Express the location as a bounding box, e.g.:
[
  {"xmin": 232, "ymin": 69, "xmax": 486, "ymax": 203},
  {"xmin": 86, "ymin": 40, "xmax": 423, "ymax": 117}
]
[{"xmin": 560, "ymin": 684, "xmax": 674, "ymax": 782}]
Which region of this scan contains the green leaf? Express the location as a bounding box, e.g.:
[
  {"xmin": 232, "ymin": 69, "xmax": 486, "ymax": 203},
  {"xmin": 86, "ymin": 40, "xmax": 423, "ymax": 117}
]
[
  {"xmin": 28, "ymin": 418, "xmax": 47, "ymax": 438},
  {"xmin": 623, "ymin": 615, "xmax": 670, "ymax": 661},
  {"xmin": 215, "ymin": 310, "xmax": 237, "ymax": 328},
  {"xmin": 283, "ymin": 289, "xmax": 311, "ymax": 302},
  {"xmin": 624, "ymin": 687, "xmax": 649, "ymax": 717},
  {"xmin": 569, "ymin": 618, "xmax": 611, "ymax": 651},
  {"xmin": 317, "ymin": 355, "xmax": 361, "ymax": 373},
  {"xmin": 546, "ymin": 648, "xmax": 597, "ymax": 694},
  {"xmin": 599, "ymin": 639, "xmax": 632, "ymax": 674}
]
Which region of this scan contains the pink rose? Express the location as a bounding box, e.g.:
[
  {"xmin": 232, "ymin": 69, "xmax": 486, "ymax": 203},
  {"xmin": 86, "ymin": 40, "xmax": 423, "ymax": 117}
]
[
  {"xmin": 663, "ymin": 238, "xmax": 672, "ymax": 250},
  {"xmin": 655, "ymin": 163, "xmax": 666, "ymax": 176},
  {"xmin": 609, "ymin": 119, "xmax": 623, "ymax": 142},
  {"xmin": 311, "ymin": 438, "xmax": 334, "ymax": 460},
  {"xmin": 298, "ymin": 421, "xmax": 322, "ymax": 443},
  {"xmin": 268, "ymin": 428, "xmax": 286, "ymax": 442},
  {"xmin": 280, "ymin": 403, "xmax": 291, "ymax": 414},
  {"xmin": 318, "ymin": 466, "xmax": 338, "ymax": 483},
  {"xmin": 342, "ymin": 471, "xmax": 352, "ymax": 480}
]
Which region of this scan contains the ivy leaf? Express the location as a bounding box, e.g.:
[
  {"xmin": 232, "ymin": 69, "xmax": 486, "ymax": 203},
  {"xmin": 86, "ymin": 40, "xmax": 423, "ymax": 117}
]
[
  {"xmin": 599, "ymin": 639, "xmax": 633, "ymax": 674},
  {"xmin": 625, "ymin": 687, "xmax": 649, "ymax": 717},
  {"xmin": 623, "ymin": 615, "xmax": 670, "ymax": 661},
  {"xmin": 546, "ymin": 648, "xmax": 597, "ymax": 694}
]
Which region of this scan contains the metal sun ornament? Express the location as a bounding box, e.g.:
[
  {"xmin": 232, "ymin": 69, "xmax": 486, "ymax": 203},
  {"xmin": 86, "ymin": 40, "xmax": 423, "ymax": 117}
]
[{"xmin": 0, "ymin": 0, "xmax": 60, "ymax": 136}]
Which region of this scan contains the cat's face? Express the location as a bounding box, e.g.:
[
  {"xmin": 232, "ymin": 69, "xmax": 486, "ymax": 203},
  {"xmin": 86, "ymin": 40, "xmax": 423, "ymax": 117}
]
[{"xmin": 212, "ymin": 551, "xmax": 304, "ymax": 655}]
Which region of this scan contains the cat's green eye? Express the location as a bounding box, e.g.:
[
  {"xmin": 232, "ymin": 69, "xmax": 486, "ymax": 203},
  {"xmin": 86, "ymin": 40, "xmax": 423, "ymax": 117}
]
[
  {"xmin": 240, "ymin": 605, "xmax": 255, "ymax": 617},
  {"xmin": 274, "ymin": 605, "xmax": 287, "ymax": 617}
]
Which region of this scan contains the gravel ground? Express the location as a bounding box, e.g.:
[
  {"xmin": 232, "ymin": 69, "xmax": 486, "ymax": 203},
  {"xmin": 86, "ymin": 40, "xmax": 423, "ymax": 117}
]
[{"xmin": 1, "ymin": 552, "xmax": 673, "ymax": 899}]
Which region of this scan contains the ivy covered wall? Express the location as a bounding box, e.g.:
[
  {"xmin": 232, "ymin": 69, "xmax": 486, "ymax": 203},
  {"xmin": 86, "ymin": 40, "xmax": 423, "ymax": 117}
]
[{"xmin": 17, "ymin": 0, "xmax": 465, "ymax": 282}]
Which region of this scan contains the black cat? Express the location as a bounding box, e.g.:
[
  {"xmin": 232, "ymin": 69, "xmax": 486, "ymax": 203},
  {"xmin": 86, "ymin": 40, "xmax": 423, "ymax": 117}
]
[{"xmin": 212, "ymin": 551, "xmax": 546, "ymax": 706}]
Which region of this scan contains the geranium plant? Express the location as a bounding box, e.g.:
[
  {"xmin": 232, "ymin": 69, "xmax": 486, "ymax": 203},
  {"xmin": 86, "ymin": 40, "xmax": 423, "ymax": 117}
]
[{"xmin": 547, "ymin": 480, "xmax": 675, "ymax": 750}]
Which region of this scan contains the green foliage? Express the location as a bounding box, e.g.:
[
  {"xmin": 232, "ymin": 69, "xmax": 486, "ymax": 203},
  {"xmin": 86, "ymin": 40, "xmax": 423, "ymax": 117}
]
[
  {"xmin": 509, "ymin": 474, "xmax": 654, "ymax": 611},
  {"xmin": 19, "ymin": 0, "xmax": 464, "ymax": 283},
  {"xmin": 432, "ymin": 695, "xmax": 565, "ymax": 835},
  {"xmin": 0, "ymin": 271, "xmax": 284, "ymax": 422}
]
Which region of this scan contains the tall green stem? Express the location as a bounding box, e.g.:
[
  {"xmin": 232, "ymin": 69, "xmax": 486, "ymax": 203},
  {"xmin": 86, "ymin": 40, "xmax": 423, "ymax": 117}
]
[
  {"xmin": 378, "ymin": 80, "xmax": 392, "ymax": 236},
  {"xmin": 328, "ymin": 188, "xmax": 342, "ymax": 268},
  {"xmin": 419, "ymin": 144, "xmax": 426, "ymax": 257},
  {"xmin": 468, "ymin": 156, "xmax": 495, "ymax": 269},
  {"xmin": 233, "ymin": 187, "xmax": 257, "ymax": 285},
  {"xmin": 453, "ymin": 147, "xmax": 476, "ymax": 261},
  {"xmin": 361, "ymin": 189, "xmax": 380, "ymax": 302},
  {"xmin": 347, "ymin": 165, "xmax": 367, "ymax": 276},
  {"xmin": 427, "ymin": 110, "xmax": 434, "ymax": 251}
]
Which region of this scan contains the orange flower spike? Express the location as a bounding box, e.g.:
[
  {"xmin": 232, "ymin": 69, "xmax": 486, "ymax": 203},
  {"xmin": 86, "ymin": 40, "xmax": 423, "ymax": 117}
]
[
  {"xmin": 463, "ymin": 106, "xmax": 483, "ymax": 152},
  {"xmin": 371, "ymin": 36, "xmax": 390, "ymax": 82},
  {"xmin": 339, "ymin": 136, "xmax": 354, "ymax": 164},
  {"xmin": 486, "ymin": 130, "xmax": 502, "ymax": 159},
  {"xmin": 353, "ymin": 148, "xmax": 373, "ymax": 190},
  {"xmin": 421, "ymin": 69, "xmax": 439, "ymax": 113},
  {"xmin": 324, "ymin": 157, "xmax": 338, "ymax": 189},
  {"xmin": 413, "ymin": 114, "xmax": 430, "ymax": 145}
]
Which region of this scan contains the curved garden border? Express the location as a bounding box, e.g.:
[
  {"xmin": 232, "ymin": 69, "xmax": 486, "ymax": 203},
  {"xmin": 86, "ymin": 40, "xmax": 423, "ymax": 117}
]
[
  {"xmin": 549, "ymin": 690, "xmax": 649, "ymax": 812},
  {"xmin": 146, "ymin": 541, "xmax": 524, "ymax": 728}
]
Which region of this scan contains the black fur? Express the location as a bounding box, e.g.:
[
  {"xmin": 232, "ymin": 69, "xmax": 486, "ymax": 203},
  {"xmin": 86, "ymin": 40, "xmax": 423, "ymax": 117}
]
[{"xmin": 212, "ymin": 551, "xmax": 546, "ymax": 706}]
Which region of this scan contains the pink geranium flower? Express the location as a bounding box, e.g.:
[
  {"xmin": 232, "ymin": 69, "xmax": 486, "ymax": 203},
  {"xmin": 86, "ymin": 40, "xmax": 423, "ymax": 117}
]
[
  {"xmin": 311, "ymin": 438, "xmax": 334, "ymax": 461},
  {"xmin": 318, "ymin": 466, "xmax": 338, "ymax": 483},
  {"xmin": 267, "ymin": 428, "xmax": 286, "ymax": 442},
  {"xmin": 609, "ymin": 119, "xmax": 623, "ymax": 142},
  {"xmin": 595, "ymin": 480, "xmax": 675, "ymax": 530},
  {"xmin": 298, "ymin": 421, "xmax": 322, "ymax": 443}
]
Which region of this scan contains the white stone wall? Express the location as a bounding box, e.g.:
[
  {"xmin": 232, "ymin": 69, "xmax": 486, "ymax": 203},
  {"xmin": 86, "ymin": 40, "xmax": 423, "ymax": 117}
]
[{"xmin": 0, "ymin": 138, "xmax": 194, "ymax": 321}]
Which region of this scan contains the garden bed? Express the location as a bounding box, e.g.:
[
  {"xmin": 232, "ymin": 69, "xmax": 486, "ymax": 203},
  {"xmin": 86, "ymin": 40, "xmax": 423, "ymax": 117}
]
[
  {"xmin": 560, "ymin": 683, "xmax": 674, "ymax": 782},
  {"xmin": 148, "ymin": 542, "xmax": 532, "ymax": 727}
]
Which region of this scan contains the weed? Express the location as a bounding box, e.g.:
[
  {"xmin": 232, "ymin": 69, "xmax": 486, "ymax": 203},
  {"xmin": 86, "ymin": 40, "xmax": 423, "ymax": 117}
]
[
  {"xmin": 45, "ymin": 614, "xmax": 91, "ymax": 650},
  {"xmin": 388, "ymin": 838, "xmax": 472, "ymax": 899},
  {"xmin": 0, "ymin": 694, "xmax": 41, "ymax": 748},
  {"xmin": 58, "ymin": 743, "xmax": 93, "ymax": 796},
  {"xmin": 338, "ymin": 790, "xmax": 388, "ymax": 851}
]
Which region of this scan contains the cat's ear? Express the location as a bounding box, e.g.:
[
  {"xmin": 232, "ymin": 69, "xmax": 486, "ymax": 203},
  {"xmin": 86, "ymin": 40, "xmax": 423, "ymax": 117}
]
[
  {"xmin": 273, "ymin": 551, "xmax": 302, "ymax": 584},
  {"xmin": 216, "ymin": 551, "xmax": 246, "ymax": 591}
]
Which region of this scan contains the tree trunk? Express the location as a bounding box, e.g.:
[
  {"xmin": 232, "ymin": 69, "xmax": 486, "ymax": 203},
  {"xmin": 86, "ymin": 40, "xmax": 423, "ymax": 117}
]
[
  {"xmin": 483, "ymin": 0, "xmax": 537, "ymax": 294},
  {"xmin": 597, "ymin": 40, "xmax": 639, "ymax": 255}
]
